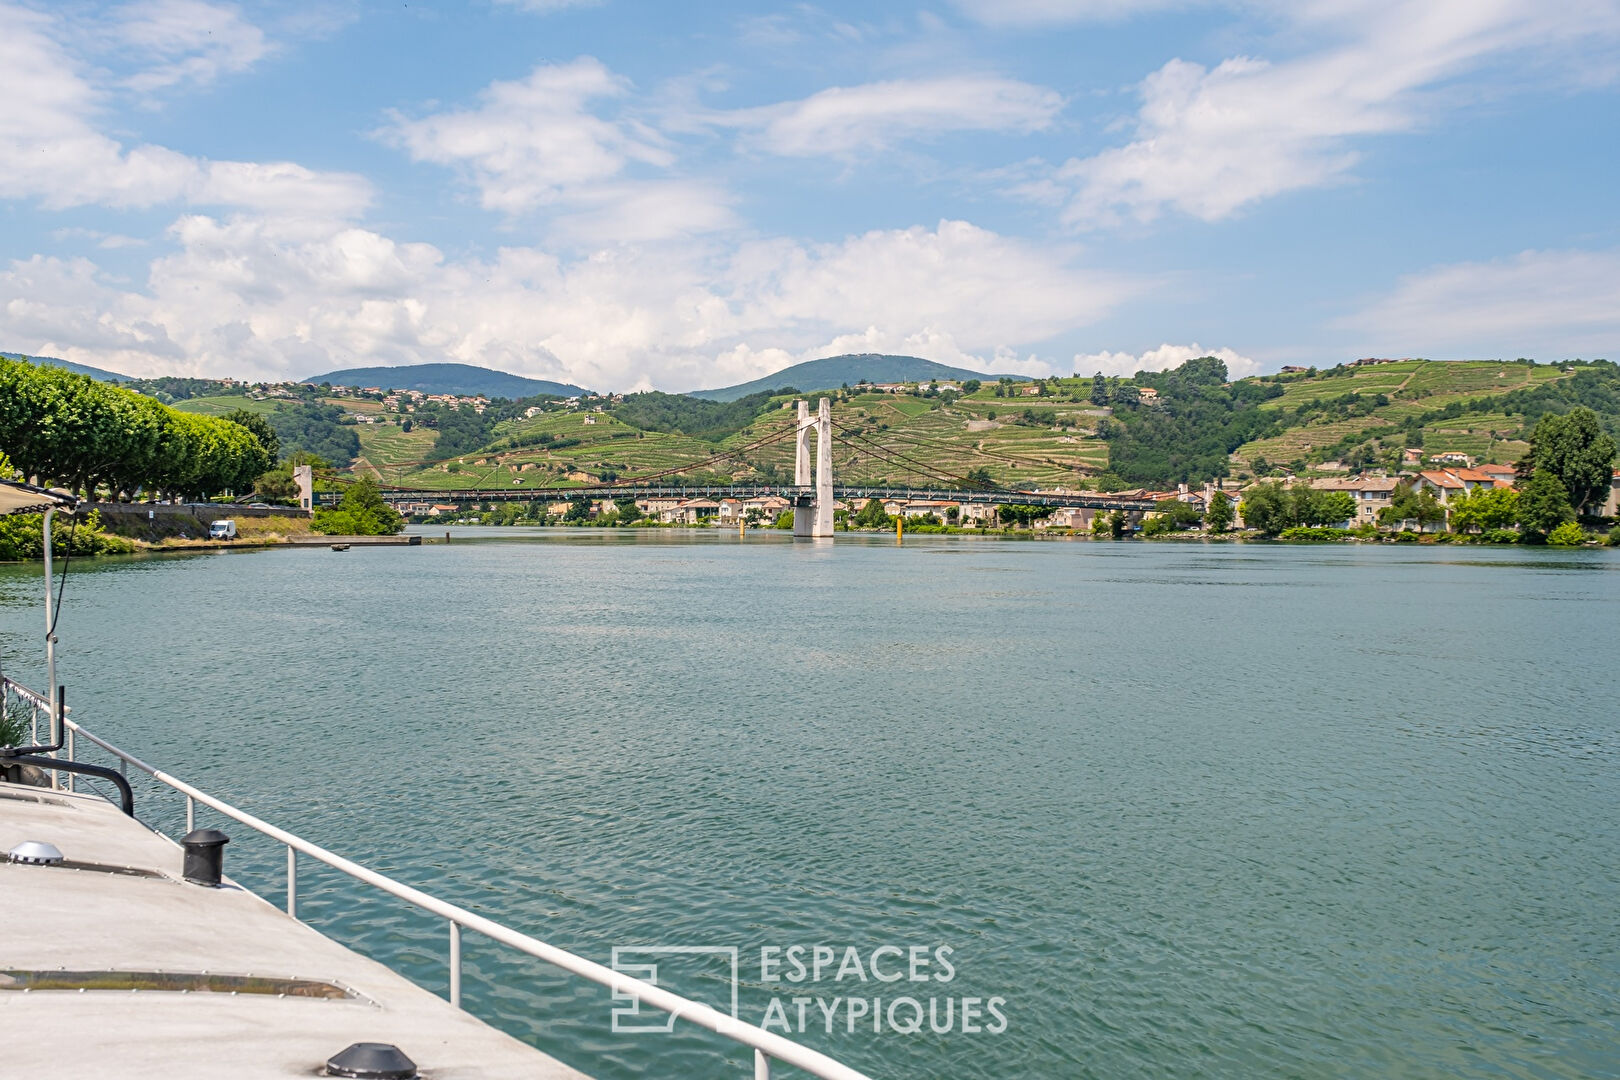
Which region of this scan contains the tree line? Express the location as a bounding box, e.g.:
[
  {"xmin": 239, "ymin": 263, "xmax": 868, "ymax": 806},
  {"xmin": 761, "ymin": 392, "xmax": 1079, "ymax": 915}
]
[{"xmin": 0, "ymin": 357, "xmax": 270, "ymax": 500}]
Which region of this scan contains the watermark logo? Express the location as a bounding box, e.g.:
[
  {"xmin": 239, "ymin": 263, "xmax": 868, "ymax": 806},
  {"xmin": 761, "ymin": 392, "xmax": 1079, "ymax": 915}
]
[
  {"xmin": 609, "ymin": 946, "xmax": 739, "ymax": 1034},
  {"xmin": 609, "ymin": 944, "xmax": 1007, "ymax": 1037}
]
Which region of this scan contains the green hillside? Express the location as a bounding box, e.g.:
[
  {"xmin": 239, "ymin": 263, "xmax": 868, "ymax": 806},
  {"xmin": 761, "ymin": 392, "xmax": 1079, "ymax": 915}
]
[
  {"xmin": 1, "ymin": 351, "xmax": 132, "ymax": 383},
  {"xmin": 355, "ymin": 358, "xmax": 1620, "ymax": 494},
  {"xmin": 1231, "ymin": 359, "xmax": 1615, "ymax": 476},
  {"xmin": 303, "ymin": 362, "xmax": 587, "ymax": 398},
  {"xmin": 365, "ymin": 377, "xmax": 1109, "ymax": 492},
  {"xmin": 690, "ymin": 353, "xmax": 1027, "ymax": 401}
]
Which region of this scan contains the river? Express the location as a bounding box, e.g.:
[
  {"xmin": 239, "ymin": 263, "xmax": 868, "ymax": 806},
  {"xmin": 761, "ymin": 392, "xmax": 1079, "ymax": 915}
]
[{"xmin": 1, "ymin": 529, "xmax": 1616, "ymax": 1079}]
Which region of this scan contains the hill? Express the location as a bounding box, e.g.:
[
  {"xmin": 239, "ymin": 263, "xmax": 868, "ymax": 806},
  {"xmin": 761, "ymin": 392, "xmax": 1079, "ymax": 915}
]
[
  {"xmin": 690, "ymin": 354, "xmax": 1027, "ymax": 401},
  {"xmin": 1229, "ymin": 358, "xmax": 1616, "ymax": 476},
  {"xmin": 1, "ymin": 351, "xmax": 132, "ymax": 383},
  {"xmin": 340, "ymin": 358, "xmax": 1620, "ymax": 494},
  {"xmin": 303, "ymin": 362, "xmax": 587, "ymax": 399}
]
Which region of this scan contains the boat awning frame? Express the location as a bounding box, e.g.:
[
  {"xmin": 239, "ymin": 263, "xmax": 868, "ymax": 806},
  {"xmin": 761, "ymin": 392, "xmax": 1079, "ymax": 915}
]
[{"xmin": 0, "ymin": 480, "xmax": 79, "ymax": 517}]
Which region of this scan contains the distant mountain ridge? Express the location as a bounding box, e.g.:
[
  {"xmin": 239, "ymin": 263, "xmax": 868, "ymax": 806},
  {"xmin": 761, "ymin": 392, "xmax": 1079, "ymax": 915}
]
[
  {"xmin": 2, "ymin": 351, "xmax": 132, "ymax": 383},
  {"xmin": 303, "ymin": 362, "xmax": 587, "ymax": 398},
  {"xmin": 690, "ymin": 353, "xmax": 1029, "ymax": 402}
]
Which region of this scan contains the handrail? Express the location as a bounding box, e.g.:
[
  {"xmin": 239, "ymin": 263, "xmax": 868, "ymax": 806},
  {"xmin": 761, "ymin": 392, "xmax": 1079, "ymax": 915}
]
[{"xmin": 43, "ymin": 703, "xmax": 874, "ymax": 1080}]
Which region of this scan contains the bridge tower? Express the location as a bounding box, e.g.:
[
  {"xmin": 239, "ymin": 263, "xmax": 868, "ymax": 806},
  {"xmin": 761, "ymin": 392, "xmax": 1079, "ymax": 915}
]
[{"xmin": 793, "ymin": 398, "xmax": 835, "ymax": 538}]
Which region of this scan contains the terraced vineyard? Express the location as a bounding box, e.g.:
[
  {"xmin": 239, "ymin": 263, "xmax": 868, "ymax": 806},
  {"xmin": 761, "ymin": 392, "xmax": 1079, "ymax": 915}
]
[
  {"xmin": 155, "ymin": 358, "xmax": 1618, "ymax": 493},
  {"xmin": 1233, "ymin": 360, "xmax": 1584, "ymax": 472}
]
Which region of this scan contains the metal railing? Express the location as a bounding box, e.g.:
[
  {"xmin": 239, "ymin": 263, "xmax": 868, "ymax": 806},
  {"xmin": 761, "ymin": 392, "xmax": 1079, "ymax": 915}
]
[{"xmin": 2, "ymin": 675, "xmax": 872, "ymax": 1080}]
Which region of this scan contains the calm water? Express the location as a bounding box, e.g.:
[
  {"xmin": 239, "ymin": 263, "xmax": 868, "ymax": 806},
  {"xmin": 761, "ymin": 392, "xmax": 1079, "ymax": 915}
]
[{"xmin": 2, "ymin": 531, "xmax": 1617, "ymax": 1079}]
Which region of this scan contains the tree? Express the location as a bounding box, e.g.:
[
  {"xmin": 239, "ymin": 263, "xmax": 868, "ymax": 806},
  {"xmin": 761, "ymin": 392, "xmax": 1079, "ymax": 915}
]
[
  {"xmin": 1378, "ymin": 481, "xmax": 1446, "ymax": 532},
  {"xmin": 615, "ymin": 498, "xmax": 643, "ymax": 523},
  {"xmin": 961, "ymin": 379, "xmax": 981, "ymax": 393},
  {"xmin": 1092, "ymin": 471, "xmax": 1125, "ymax": 493},
  {"xmin": 1239, "ymin": 481, "xmax": 1291, "ymax": 535},
  {"xmin": 1090, "ymin": 374, "xmax": 1109, "ymax": 406},
  {"xmin": 1311, "ymin": 491, "xmax": 1357, "ymax": 526},
  {"xmin": 1205, "ymin": 490, "xmax": 1234, "ymax": 533},
  {"xmin": 311, "ymin": 477, "xmax": 404, "ymax": 536},
  {"xmin": 853, "ymin": 499, "xmax": 890, "ymax": 528},
  {"xmin": 564, "ymin": 494, "xmax": 591, "ymax": 523},
  {"xmin": 1446, "ymin": 485, "xmax": 1519, "ymax": 533},
  {"xmin": 1521, "ymin": 407, "xmax": 1618, "ymax": 513},
  {"xmin": 964, "ymin": 467, "xmax": 995, "ymax": 489},
  {"xmin": 1143, "ymin": 498, "xmax": 1202, "ymax": 535},
  {"xmin": 1515, "ymin": 469, "xmax": 1575, "ymax": 539},
  {"xmin": 224, "ymin": 408, "xmax": 281, "ymax": 463},
  {"xmin": 253, "ymin": 465, "xmax": 302, "ymax": 504},
  {"xmin": 996, "ymin": 503, "xmax": 1045, "ymax": 527},
  {"xmin": 1546, "ymin": 522, "xmax": 1587, "ymax": 546}
]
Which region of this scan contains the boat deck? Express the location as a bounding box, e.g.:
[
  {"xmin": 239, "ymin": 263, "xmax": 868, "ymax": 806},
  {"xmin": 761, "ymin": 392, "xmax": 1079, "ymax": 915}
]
[{"xmin": 0, "ymin": 783, "xmax": 590, "ymax": 1079}]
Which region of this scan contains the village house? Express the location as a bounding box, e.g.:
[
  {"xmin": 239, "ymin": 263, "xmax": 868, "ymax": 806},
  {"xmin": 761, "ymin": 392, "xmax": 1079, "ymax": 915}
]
[
  {"xmin": 956, "ymin": 502, "xmax": 997, "ymax": 525},
  {"xmin": 635, "ymin": 496, "xmax": 685, "ymax": 518},
  {"xmin": 901, "ymin": 499, "xmax": 959, "ymax": 520},
  {"xmin": 1605, "ymin": 469, "xmax": 1620, "ymax": 516},
  {"xmin": 661, "ymin": 498, "xmax": 720, "ymax": 524},
  {"xmin": 1039, "ymin": 506, "xmax": 1094, "ymax": 530},
  {"xmin": 1279, "ymin": 365, "xmax": 1309, "ymax": 374},
  {"xmin": 1429, "ymin": 451, "xmax": 1473, "ymax": 465},
  {"xmin": 1136, "ymin": 387, "xmax": 1160, "ymax": 403},
  {"xmin": 1413, "ymin": 468, "xmax": 1506, "ymax": 504},
  {"xmin": 1309, "ymin": 476, "xmax": 1400, "ymax": 526}
]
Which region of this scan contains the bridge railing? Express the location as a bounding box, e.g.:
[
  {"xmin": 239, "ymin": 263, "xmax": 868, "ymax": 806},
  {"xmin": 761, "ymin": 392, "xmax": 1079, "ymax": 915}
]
[
  {"xmin": 364, "ymin": 484, "xmax": 1157, "ymax": 511},
  {"xmin": 7, "ymin": 672, "xmax": 874, "ymax": 1080}
]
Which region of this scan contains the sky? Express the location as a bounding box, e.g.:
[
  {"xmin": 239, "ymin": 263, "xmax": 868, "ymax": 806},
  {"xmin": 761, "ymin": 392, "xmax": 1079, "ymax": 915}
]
[{"xmin": 1, "ymin": 0, "xmax": 1617, "ymax": 392}]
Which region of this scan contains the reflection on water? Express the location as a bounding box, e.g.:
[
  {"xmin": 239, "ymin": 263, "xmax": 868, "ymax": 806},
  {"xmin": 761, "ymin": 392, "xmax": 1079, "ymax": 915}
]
[{"xmin": 0, "ymin": 535, "xmax": 1616, "ymax": 1079}]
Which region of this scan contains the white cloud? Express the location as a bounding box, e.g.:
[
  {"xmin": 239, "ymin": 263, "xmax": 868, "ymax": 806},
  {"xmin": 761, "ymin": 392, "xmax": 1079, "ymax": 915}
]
[
  {"xmin": 1073, "ymin": 342, "xmax": 1260, "ymax": 378},
  {"xmin": 381, "ymin": 58, "xmax": 670, "ymax": 212},
  {"xmin": 1052, "ymin": 0, "xmax": 1620, "ymax": 226},
  {"xmin": 0, "ymin": 217, "xmax": 1139, "ymax": 389},
  {"xmin": 1338, "ymin": 248, "xmax": 1620, "ymax": 358},
  {"xmin": 114, "ymin": 0, "xmax": 272, "ymax": 94},
  {"xmin": 380, "ymin": 58, "xmax": 737, "ymax": 242},
  {"xmin": 0, "ymin": 2, "xmax": 369, "ymax": 218},
  {"xmin": 729, "ymin": 76, "xmax": 1065, "ymax": 155}
]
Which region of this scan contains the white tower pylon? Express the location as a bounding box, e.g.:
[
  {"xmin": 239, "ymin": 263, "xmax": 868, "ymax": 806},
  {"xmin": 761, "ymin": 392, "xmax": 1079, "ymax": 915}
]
[{"xmin": 793, "ymin": 398, "xmax": 835, "ymax": 538}]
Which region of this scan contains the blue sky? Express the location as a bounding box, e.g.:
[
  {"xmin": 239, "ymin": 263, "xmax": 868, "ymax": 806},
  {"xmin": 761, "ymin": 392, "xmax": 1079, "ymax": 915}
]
[{"xmin": 1, "ymin": 0, "xmax": 1617, "ymax": 391}]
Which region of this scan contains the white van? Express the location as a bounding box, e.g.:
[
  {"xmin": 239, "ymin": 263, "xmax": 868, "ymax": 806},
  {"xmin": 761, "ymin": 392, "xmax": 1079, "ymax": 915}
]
[{"xmin": 208, "ymin": 519, "xmax": 237, "ymax": 540}]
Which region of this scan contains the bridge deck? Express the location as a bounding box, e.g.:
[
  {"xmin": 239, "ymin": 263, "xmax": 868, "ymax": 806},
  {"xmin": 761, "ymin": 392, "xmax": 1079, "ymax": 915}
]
[{"xmin": 368, "ymin": 485, "xmax": 1157, "ymax": 511}]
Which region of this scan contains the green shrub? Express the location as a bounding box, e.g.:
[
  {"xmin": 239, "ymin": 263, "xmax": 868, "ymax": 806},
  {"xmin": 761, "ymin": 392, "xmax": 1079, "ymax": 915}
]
[
  {"xmin": 1481, "ymin": 529, "xmax": 1519, "ymax": 544},
  {"xmin": 1277, "ymin": 526, "xmax": 1353, "ymax": 541},
  {"xmin": 311, "ymin": 477, "xmax": 404, "ymax": 536},
  {"xmin": 0, "ymin": 509, "xmax": 137, "ymax": 561},
  {"xmin": 1608, "ymin": 526, "xmax": 1620, "ymax": 547},
  {"xmin": 1393, "ymin": 529, "xmax": 1420, "ymax": 543},
  {"xmin": 1, "ymin": 700, "xmax": 32, "ymax": 748},
  {"xmin": 1546, "ymin": 522, "xmax": 1588, "ymax": 547}
]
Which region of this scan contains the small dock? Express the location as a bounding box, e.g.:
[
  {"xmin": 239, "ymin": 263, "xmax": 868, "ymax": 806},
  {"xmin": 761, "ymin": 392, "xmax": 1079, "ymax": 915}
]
[{"xmin": 0, "ymin": 786, "xmax": 588, "ymax": 1079}]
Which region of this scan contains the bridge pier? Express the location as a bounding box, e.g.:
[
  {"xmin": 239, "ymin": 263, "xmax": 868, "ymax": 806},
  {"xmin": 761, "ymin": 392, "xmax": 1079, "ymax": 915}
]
[{"xmin": 793, "ymin": 398, "xmax": 835, "ymax": 538}]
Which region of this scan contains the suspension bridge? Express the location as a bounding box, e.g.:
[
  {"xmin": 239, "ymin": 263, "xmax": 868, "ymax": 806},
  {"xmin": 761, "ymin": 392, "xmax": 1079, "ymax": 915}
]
[{"xmin": 323, "ymin": 398, "xmax": 1159, "ymax": 531}]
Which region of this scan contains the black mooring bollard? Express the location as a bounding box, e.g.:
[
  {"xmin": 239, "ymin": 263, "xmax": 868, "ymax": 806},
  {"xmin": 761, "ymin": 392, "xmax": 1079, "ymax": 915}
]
[{"xmin": 181, "ymin": 827, "xmax": 230, "ymax": 886}]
